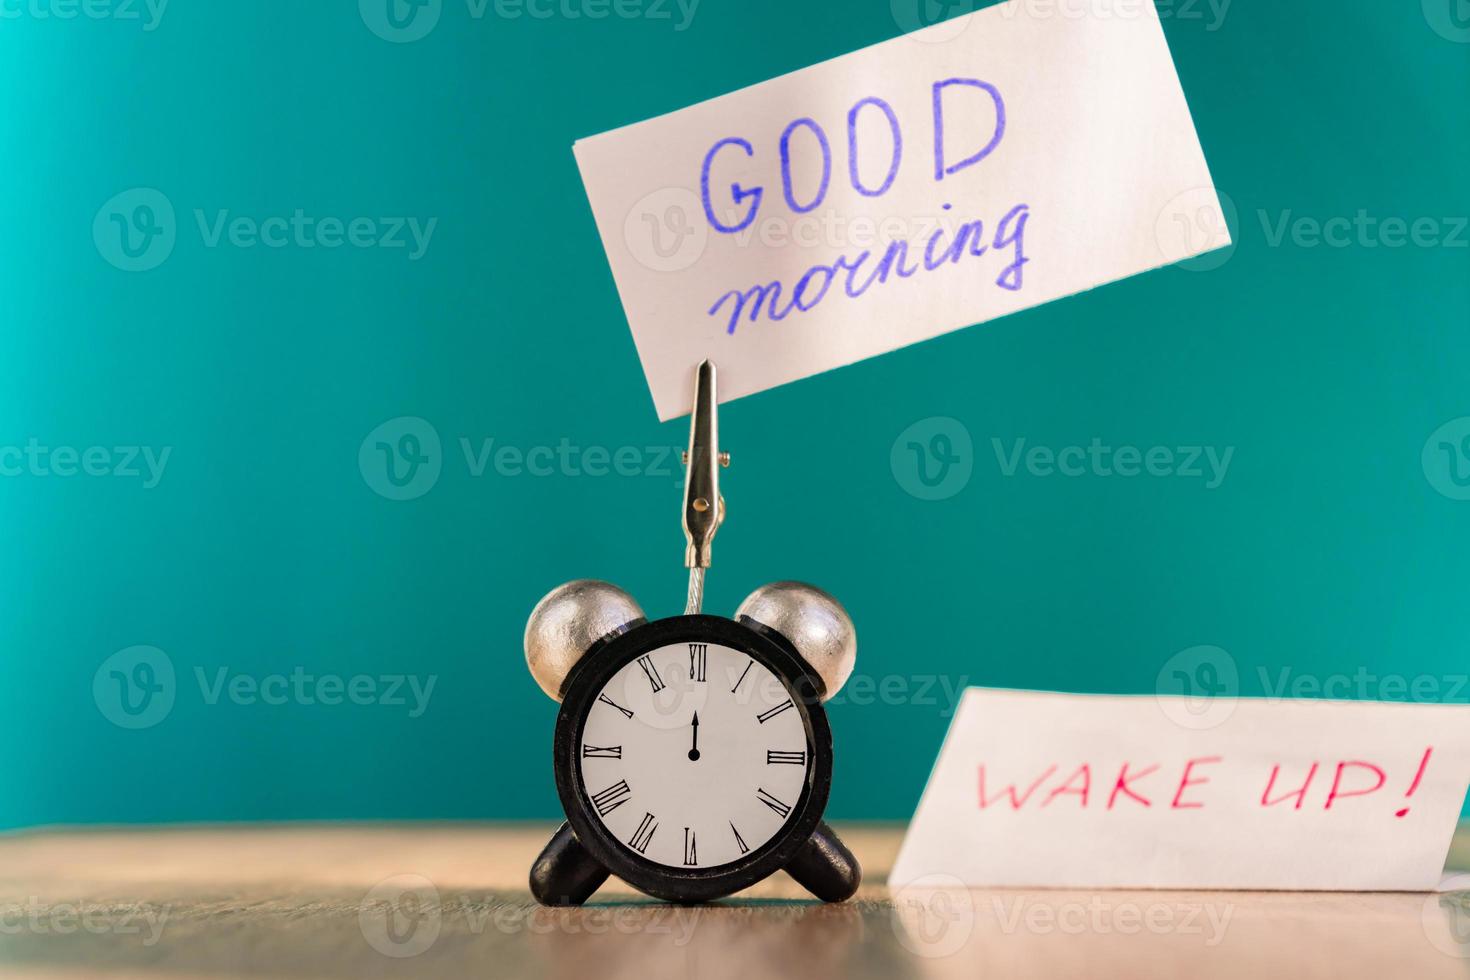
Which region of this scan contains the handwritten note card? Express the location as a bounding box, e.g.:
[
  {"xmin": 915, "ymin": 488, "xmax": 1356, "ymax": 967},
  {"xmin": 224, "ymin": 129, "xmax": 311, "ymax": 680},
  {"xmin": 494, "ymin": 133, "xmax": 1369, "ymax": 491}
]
[
  {"xmin": 890, "ymin": 689, "xmax": 1470, "ymax": 891},
  {"xmin": 574, "ymin": 1, "xmax": 1228, "ymax": 419}
]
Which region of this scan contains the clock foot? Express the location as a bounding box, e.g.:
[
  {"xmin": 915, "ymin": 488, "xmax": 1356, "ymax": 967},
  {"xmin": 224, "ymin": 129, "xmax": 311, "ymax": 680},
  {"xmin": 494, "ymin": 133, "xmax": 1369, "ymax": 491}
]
[
  {"xmin": 785, "ymin": 821, "xmax": 861, "ymax": 902},
  {"xmin": 530, "ymin": 822, "xmax": 610, "ymax": 906}
]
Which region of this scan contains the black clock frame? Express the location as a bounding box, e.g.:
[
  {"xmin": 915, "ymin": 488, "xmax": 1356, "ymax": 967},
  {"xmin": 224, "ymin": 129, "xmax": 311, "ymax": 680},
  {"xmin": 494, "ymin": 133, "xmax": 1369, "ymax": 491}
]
[{"xmin": 541, "ymin": 614, "xmax": 845, "ymax": 905}]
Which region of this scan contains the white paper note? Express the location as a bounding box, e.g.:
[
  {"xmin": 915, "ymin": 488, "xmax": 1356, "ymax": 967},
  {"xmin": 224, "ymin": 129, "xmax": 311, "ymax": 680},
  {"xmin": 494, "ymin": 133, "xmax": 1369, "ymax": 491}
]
[
  {"xmin": 891, "ymin": 689, "xmax": 1470, "ymax": 891},
  {"xmin": 573, "ymin": 1, "xmax": 1229, "ymax": 419}
]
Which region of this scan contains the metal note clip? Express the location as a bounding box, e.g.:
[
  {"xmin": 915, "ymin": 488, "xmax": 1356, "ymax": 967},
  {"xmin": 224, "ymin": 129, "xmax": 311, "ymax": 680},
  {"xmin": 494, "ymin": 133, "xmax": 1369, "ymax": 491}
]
[{"xmin": 680, "ymin": 360, "xmax": 729, "ymax": 613}]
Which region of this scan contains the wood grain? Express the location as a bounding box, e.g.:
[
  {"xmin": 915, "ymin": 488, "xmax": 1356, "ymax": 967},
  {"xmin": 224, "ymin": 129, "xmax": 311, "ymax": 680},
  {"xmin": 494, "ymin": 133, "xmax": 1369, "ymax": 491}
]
[{"xmin": 0, "ymin": 823, "xmax": 1465, "ymax": 979}]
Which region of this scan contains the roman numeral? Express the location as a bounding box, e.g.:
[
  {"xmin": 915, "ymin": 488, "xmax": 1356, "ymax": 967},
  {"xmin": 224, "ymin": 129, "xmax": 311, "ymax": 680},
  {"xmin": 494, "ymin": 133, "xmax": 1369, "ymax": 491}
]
[
  {"xmin": 582, "ymin": 744, "xmax": 622, "ymax": 759},
  {"xmin": 688, "ymin": 643, "xmax": 707, "ymax": 682},
  {"xmin": 636, "ymin": 655, "xmax": 665, "ymax": 693},
  {"xmin": 756, "ymin": 699, "xmax": 794, "ymax": 724},
  {"xmin": 730, "ymin": 661, "xmax": 753, "ymax": 694},
  {"xmin": 756, "ymin": 788, "xmax": 792, "ymax": 819},
  {"xmin": 730, "ymin": 821, "xmax": 749, "ymax": 855},
  {"xmin": 766, "ymin": 750, "xmax": 805, "ymax": 765},
  {"xmin": 590, "ymin": 780, "xmax": 631, "ymax": 817},
  {"xmin": 597, "ymin": 693, "xmax": 633, "ymax": 719},
  {"xmin": 683, "ymin": 828, "xmax": 697, "ymax": 866},
  {"xmin": 629, "ymin": 812, "xmax": 657, "ymax": 854}
]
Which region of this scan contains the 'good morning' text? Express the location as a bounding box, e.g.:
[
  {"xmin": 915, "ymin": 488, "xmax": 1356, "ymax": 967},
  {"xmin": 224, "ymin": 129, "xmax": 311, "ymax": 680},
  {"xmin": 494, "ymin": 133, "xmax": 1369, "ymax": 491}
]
[{"xmin": 700, "ymin": 79, "xmax": 1029, "ymax": 335}]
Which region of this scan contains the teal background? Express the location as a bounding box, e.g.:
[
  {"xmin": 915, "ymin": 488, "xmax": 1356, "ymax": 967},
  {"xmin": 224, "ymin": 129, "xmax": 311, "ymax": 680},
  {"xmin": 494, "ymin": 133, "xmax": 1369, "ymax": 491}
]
[{"xmin": 1, "ymin": 0, "xmax": 1467, "ymax": 829}]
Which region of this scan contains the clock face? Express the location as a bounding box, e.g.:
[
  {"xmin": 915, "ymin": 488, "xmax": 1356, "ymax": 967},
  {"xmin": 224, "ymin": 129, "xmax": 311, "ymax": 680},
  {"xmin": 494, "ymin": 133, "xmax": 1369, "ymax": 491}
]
[{"xmin": 576, "ymin": 639, "xmax": 813, "ymax": 870}]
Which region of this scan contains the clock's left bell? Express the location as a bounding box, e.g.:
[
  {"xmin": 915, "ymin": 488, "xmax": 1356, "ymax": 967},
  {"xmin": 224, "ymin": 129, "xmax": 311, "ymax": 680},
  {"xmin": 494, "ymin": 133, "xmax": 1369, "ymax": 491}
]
[{"xmin": 525, "ymin": 580, "xmax": 645, "ymax": 701}]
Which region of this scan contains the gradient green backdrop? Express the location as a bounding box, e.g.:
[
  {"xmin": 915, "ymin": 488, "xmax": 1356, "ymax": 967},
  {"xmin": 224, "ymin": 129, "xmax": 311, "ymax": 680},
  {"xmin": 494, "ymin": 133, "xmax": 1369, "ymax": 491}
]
[{"xmin": 2, "ymin": 0, "xmax": 1467, "ymax": 829}]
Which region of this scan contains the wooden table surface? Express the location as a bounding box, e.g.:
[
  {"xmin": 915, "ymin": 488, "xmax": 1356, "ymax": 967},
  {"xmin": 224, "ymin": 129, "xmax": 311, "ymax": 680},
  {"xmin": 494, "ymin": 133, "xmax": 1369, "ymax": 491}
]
[{"xmin": 1, "ymin": 823, "xmax": 1467, "ymax": 979}]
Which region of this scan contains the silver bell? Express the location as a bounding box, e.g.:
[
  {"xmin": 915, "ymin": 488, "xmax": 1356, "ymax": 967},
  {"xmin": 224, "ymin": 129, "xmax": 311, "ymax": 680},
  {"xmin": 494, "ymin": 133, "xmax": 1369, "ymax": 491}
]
[
  {"xmin": 525, "ymin": 580, "xmax": 645, "ymax": 701},
  {"xmin": 736, "ymin": 582, "xmax": 856, "ymax": 701}
]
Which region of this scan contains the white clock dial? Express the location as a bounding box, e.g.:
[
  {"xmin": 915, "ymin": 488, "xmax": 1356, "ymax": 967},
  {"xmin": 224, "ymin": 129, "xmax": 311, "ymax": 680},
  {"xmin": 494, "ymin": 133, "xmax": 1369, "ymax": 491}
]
[{"xmin": 577, "ymin": 640, "xmax": 812, "ymax": 870}]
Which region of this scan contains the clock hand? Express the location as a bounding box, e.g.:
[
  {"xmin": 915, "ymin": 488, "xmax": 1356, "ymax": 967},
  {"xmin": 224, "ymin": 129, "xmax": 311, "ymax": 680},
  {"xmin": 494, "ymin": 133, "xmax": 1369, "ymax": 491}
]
[{"xmin": 688, "ymin": 711, "xmax": 701, "ymax": 762}]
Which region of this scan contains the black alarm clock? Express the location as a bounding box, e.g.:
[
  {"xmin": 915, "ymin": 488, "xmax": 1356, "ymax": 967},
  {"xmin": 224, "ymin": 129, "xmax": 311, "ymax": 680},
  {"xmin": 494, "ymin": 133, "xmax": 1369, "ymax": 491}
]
[{"xmin": 522, "ymin": 361, "xmax": 861, "ymax": 905}]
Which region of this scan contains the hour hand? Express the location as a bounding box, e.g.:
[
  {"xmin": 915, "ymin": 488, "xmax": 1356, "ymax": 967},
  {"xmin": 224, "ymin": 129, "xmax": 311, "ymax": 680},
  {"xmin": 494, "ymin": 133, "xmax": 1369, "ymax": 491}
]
[{"xmin": 688, "ymin": 711, "xmax": 701, "ymax": 761}]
